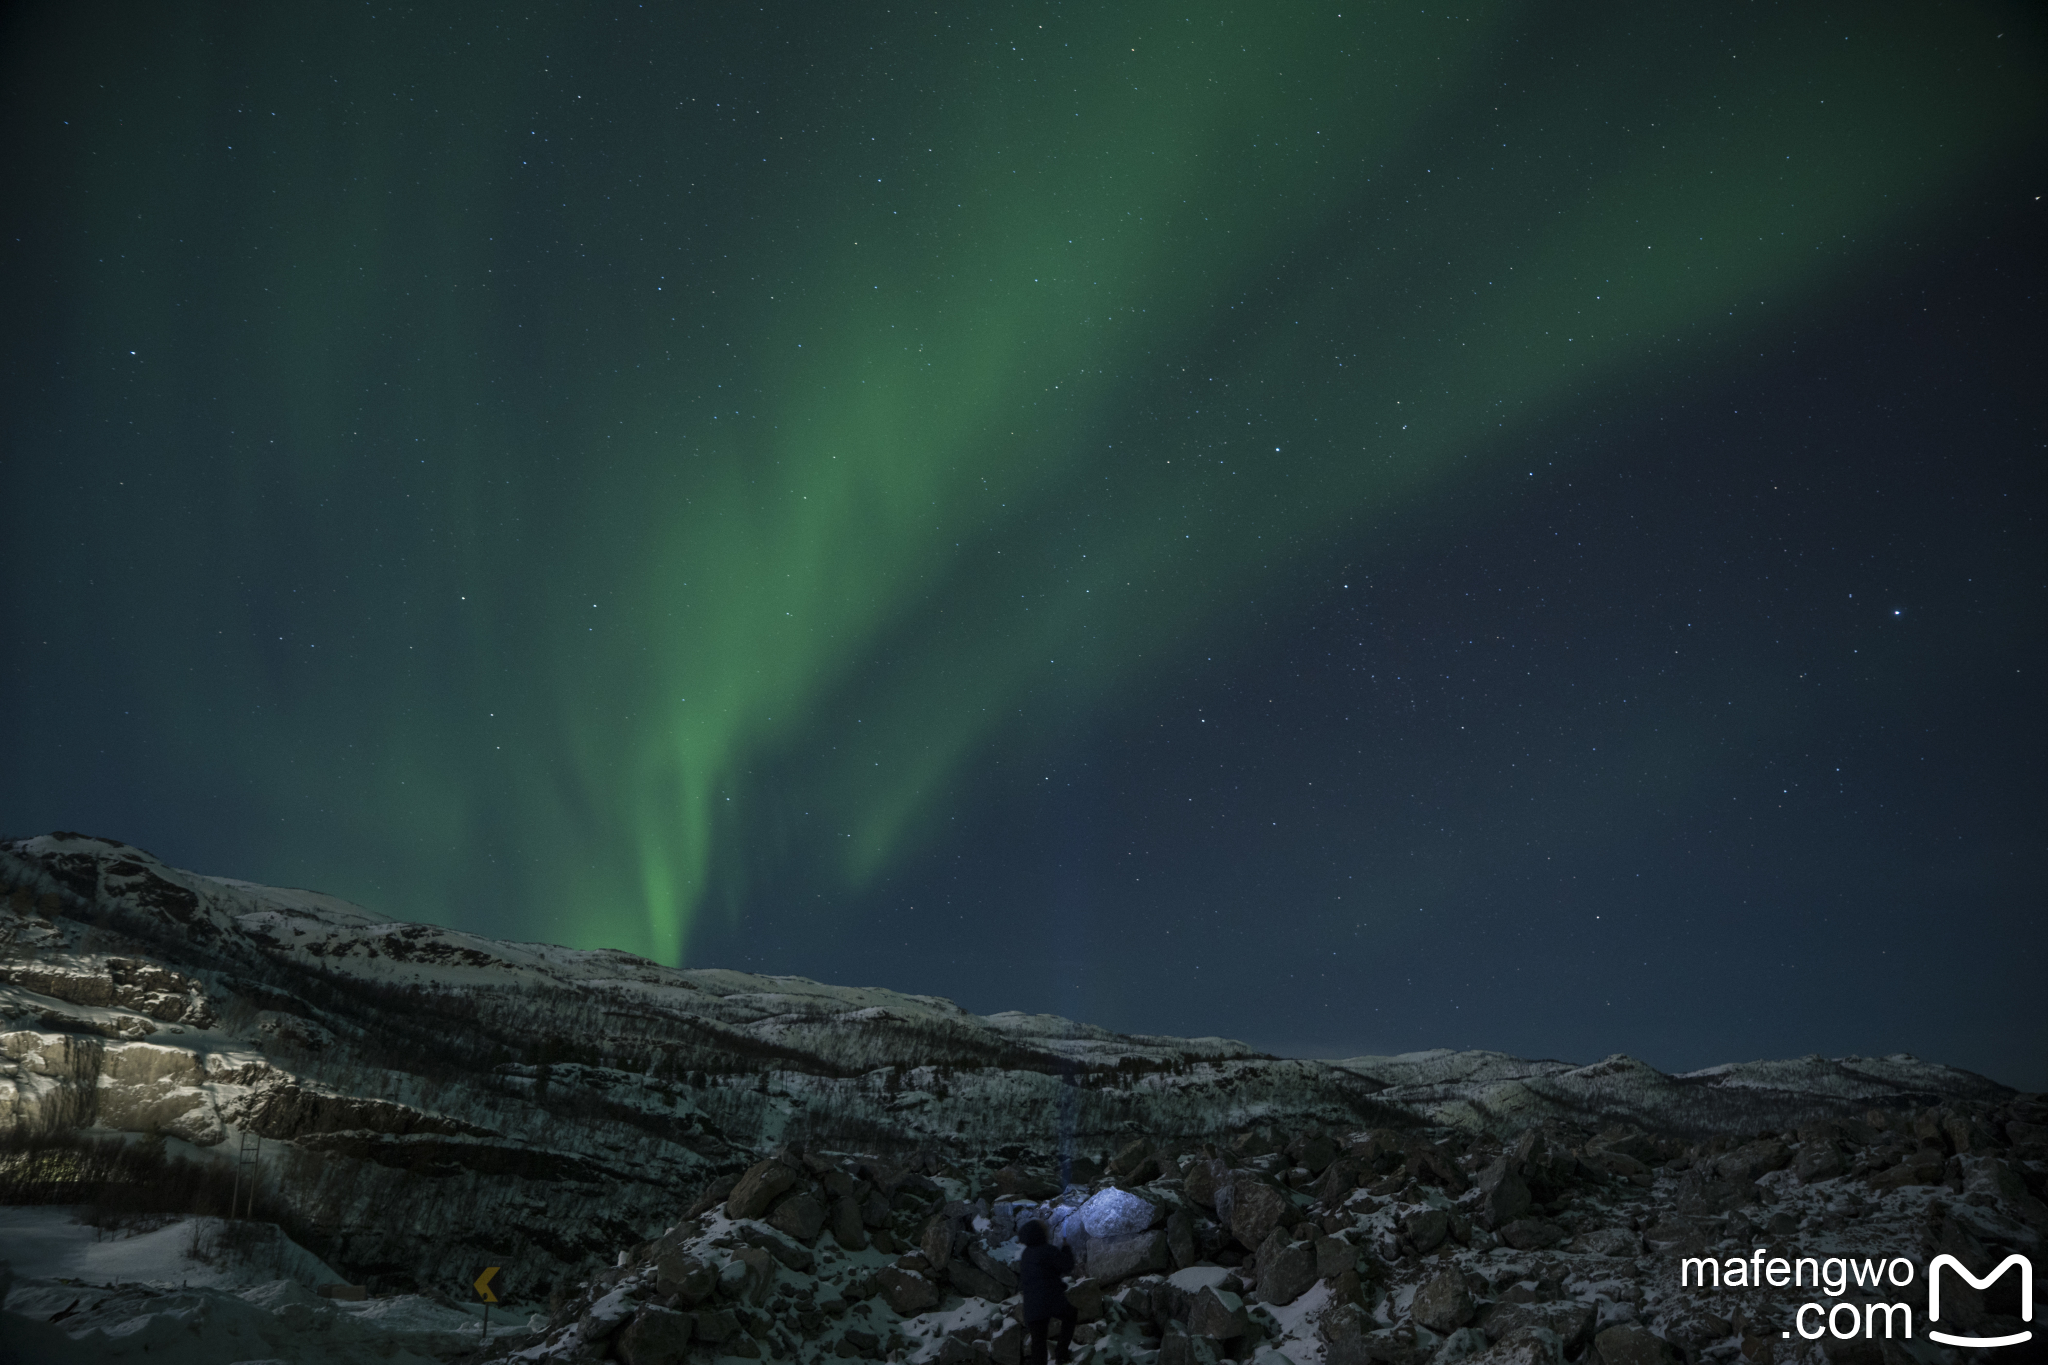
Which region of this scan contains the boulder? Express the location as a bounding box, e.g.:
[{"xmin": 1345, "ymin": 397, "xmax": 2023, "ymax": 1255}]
[
  {"xmin": 688, "ymin": 1173, "xmax": 741, "ymax": 1219},
  {"xmin": 726, "ymin": 1160, "xmax": 802, "ymax": 1220},
  {"xmin": 1405, "ymin": 1143, "xmax": 1470, "ymax": 1195},
  {"xmin": 729, "ymin": 1245, "xmax": 777, "ymax": 1302},
  {"xmin": 1869, "ymin": 1152, "xmax": 1946, "ymax": 1190},
  {"xmin": 921, "ymin": 1214, "xmax": 962, "ymax": 1267},
  {"xmin": 830, "ymin": 1194, "xmax": 870, "ymax": 1250},
  {"xmin": 1065, "ymin": 1155, "xmax": 1105, "ymax": 1185},
  {"xmin": 1475, "ymin": 1325, "xmax": 1564, "ymax": 1365},
  {"xmin": 1498, "ymin": 1218, "xmax": 1566, "ymax": 1251},
  {"xmin": 1411, "ymin": 1263, "xmax": 1475, "ymax": 1334},
  {"xmin": 862, "ymin": 1190, "xmax": 894, "ymax": 1228},
  {"xmin": 617, "ymin": 1305, "xmax": 695, "ymax": 1365},
  {"xmin": 1314, "ymin": 1234, "xmax": 1355, "ymax": 1279},
  {"xmin": 1086, "ymin": 1230, "xmax": 1171, "ymax": 1284},
  {"xmin": 1799, "ymin": 1117, "xmax": 1877, "ymax": 1149},
  {"xmin": 948, "ymin": 1258, "xmax": 1010, "ymax": 1302},
  {"xmin": 1316, "ymin": 1156, "xmax": 1366, "ymax": 1205},
  {"xmin": 1079, "ymin": 1186, "xmax": 1166, "ymax": 1239},
  {"xmin": 1111, "ymin": 1138, "xmax": 1159, "ymax": 1180},
  {"xmin": 739, "ymin": 1225, "xmax": 814, "ymax": 1272},
  {"xmin": 1435, "ymin": 1326, "xmax": 1490, "ymax": 1362},
  {"xmin": 1569, "ymin": 1227, "xmax": 1640, "ymax": 1259},
  {"xmin": 1256, "ymin": 1237, "xmax": 1318, "ymax": 1306},
  {"xmin": 1160, "ymin": 1329, "xmax": 1199, "ymax": 1365},
  {"xmin": 1474, "ymin": 1164, "xmax": 1533, "ymax": 1230},
  {"xmin": 1589, "ymin": 1150, "xmax": 1650, "ymax": 1182},
  {"xmin": 1296, "ymin": 1132, "xmax": 1340, "ymax": 1175},
  {"xmin": 1511, "ymin": 1133, "xmax": 1581, "ymax": 1203},
  {"xmin": 1317, "ymin": 1302, "xmax": 1378, "ymax": 1365},
  {"xmin": 694, "ymin": 1309, "xmax": 741, "ymax": 1345},
  {"xmin": 769, "ymin": 1190, "xmax": 827, "ymax": 1243},
  {"xmin": 994, "ymin": 1165, "xmax": 1062, "ymax": 1200},
  {"xmin": 718, "ymin": 1259, "xmax": 751, "ymax": 1298},
  {"xmin": 1793, "ymin": 1144, "xmax": 1845, "ymax": 1183},
  {"xmin": 1659, "ymin": 1308, "xmax": 1731, "ymax": 1352},
  {"xmin": 967, "ymin": 1242, "xmax": 1019, "ymax": 1291},
  {"xmin": 1229, "ymin": 1178, "xmax": 1295, "ymax": 1250},
  {"xmin": 1587, "ymin": 1127, "xmax": 1656, "ymax": 1162},
  {"xmin": 1184, "ymin": 1157, "xmax": 1227, "ymax": 1211},
  {"xmin": 1403, "ymin": 1207, "xmax": 1449, "ymax": 1254},
  {"xmin": 875, "ymin": 1266, "xmax": 939, "ymax": 1316},
  {"xmin": 1642, "ymin": 1216, "xmax": 1715, "ymax": 1257},
  {"xmin": 655, "ymin": 1252, "xmax": 717, "ymax": 1304},
  {"xmin": 1189, "ymin": 1286, "xmax": 1249, "ymax": 1340},
  {"xmin": 1481, "ymin": 1302, "xmax": 1593, "ymax": 1349},
  {"xmin": 1047, "ymin": 1207, "xmax": 1090, "ymax": 1259},
  {"xmin": 1166, "ymin": 1209, "xmax": 1198, "ymax": 1269},
  {"xmin": 1714, "ymin": 1140, "xmax": 1790, "ymax": 1184},
  {"xmin": 1067, "ymin": 1279, "xmax": 1106, "ymax": 1324},
  {"xmin": 1592, "ymin": 1325, "xmax": 1676, "ymax": 1365}
]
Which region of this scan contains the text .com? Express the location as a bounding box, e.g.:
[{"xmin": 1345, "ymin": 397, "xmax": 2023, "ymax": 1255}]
[{"xmin": 1679, "ymin": 1250, "xmax": 2033, "ymax": 1347}]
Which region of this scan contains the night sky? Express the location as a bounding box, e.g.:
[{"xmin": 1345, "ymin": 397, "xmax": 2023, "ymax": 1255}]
[{"xmin": 4, "ymin": 3, "xmax": 2043, "ymax": 1087}]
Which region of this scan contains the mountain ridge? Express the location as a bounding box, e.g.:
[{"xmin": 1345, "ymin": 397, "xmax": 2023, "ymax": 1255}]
[{"xmin": 0, "ymin": 830, "xmax": 2017, "ymax": 1301}]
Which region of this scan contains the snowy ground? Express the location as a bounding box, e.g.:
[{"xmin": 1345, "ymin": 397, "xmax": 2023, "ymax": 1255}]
[
  {"xmin": 0, "ymin": 1207, "xmax": 545, "ymax": 1364},
  {"xmin": 0, "ymin": 1206, "xmax": 341, "ymax": 1291}
]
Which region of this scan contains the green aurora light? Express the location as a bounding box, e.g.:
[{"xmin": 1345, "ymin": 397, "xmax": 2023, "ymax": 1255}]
[{"xmin": 12, "ymin": 2, "xmax": 2038, "ymax": 961}]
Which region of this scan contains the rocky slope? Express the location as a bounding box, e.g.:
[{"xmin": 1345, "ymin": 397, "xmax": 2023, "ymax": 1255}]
[
  {"xmin": 502, "ymin": 1100, "xmax": 2048, "ymax": 1365},
  {"xmin": 0, "ymin": 830, "xmax": 2034, "ymax": 1359}
]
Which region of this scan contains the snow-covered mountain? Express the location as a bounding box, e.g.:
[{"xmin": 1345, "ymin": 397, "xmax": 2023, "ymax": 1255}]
[{"xmin": 0, "ymin": 831, "xmax": 2020, "ymax": 1308}]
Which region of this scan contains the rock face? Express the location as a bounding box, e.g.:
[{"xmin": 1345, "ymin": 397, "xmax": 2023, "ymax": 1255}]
[
  {"xmin": 0, "ymin": 827, "xmax": 2033, "ymax": 1344},
  {"xmin": 0, "ymin": 956, "xmax": 216, "ymax": 1026}
]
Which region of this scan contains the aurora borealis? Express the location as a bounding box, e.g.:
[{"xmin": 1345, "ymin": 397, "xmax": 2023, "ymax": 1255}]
[{"xmin": 4, "ymin": 3, "xmax": 2043, "ymax": 1082}]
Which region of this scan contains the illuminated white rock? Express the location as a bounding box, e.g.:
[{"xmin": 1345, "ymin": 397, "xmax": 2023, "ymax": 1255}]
[{"xmin": 1078, "ymin": 1187, "xmax": 1162, "ymax": 1239}]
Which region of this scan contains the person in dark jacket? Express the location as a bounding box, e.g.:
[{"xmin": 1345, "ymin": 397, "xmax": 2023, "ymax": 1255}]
[{"xmin": 1016, "ymin": 1220, "xmax": 1076, "ymax": 1365}]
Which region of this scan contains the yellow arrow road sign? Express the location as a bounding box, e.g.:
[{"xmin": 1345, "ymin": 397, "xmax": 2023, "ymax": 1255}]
[{"xmin": 475, "ymin": 1267, "xmax": 499, "ymax": 1303}]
